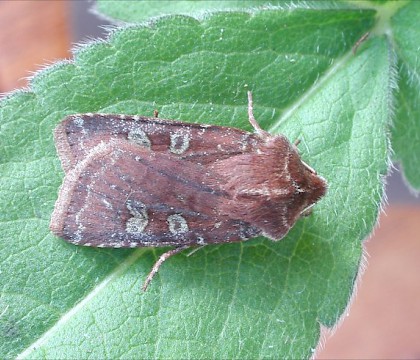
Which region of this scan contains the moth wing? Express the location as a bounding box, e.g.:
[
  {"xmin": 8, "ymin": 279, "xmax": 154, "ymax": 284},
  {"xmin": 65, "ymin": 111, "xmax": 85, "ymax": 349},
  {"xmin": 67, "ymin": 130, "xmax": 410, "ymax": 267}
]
[
  {"xmin": 50, "ymin": 139, "xmax": 260, "ymax": 247},
  {"xmin": 54, "ymin": 114, "xmax": 262, "ymax": 172}
]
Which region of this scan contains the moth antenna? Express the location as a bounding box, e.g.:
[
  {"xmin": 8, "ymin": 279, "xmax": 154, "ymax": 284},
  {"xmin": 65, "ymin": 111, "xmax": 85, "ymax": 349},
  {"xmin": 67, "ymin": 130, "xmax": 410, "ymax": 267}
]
[
  {"xmin": 142, "ymin": 245, "xmax": 190, "ymax": 291},
  {"xmin": 352, "ymin": 31, "xmax": 370, "ymax": 54},
  {"xmin": 301, "ymin": 159, "xmax": 317, "ymax": 174},
  {"xmin": 247, "ymin": 91, "xmax": 270, "ymax": 137}
]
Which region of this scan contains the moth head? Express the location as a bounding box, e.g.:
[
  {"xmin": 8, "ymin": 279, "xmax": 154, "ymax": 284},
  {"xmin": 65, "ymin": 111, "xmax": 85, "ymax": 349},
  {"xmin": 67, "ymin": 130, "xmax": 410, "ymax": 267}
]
[
  {"xmin": 285, "ymin": 142, "xmax": 327, "ymax": 217},
  {"xmin": 252, "ymin": 136, "xmax": 327, "ymax": 240}
]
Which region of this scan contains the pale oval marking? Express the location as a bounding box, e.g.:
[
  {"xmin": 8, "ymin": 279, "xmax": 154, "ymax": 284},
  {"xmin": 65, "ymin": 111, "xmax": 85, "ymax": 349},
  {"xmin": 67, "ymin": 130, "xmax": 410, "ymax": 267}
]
[
  {"xmin": 128, "ymin": 128, "xmax": 151, "ymax": 148},
  {"xmin": 73, "ymin": 117, "xmax": 84, "ymax": 127},
  {"xmin": 167, "ymin": 214, "xmax": 189, "ymax": 235},
  {"xmin": 169, "ymin": 132, "xmax": 190, "ymax": 154},
  {"xmin": 126, "ymin": 217, "xmax": 148, "ymax": 234},
  {"xmin": 126, "ymin": 200, "xmax": 149, "ymax": 234}
]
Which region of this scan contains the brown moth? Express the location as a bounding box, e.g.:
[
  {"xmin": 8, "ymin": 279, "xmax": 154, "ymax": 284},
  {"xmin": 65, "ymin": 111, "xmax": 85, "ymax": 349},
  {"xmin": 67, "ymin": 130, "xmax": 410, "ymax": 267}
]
[{"xmin": 50, "ymin": 92, "xmax": 327, "ymax": 290}]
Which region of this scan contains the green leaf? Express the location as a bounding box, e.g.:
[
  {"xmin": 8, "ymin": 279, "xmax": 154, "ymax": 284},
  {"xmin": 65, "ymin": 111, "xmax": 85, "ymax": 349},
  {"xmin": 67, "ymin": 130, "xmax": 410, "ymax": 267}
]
[
  {"xmin": 95, "ymin": 0, "xmax": 384, "ymax": 24},
  {"xmin": 96, "ymin": 1, "xmax": 263, "ymax": 22},
  {"xmin": 391, "ymin": 1, "xmax": 420, "ymax": 191},
  {"xmin": 0, "ymin": 5, "xmax": 397, "ymax": 360},
  {"xmin": 96, "ymin": 0, "xmax": 301, "ymax": 23}
]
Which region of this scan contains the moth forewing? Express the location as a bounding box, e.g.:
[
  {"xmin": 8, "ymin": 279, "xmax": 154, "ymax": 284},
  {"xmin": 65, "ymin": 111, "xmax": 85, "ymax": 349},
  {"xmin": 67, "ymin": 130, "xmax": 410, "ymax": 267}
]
[
  {"xmin": 51, "ymin": 139, "xmax": 261, "ymax": 247},
  {"xmin": 54, "ymin": 113, "xmax": 263, "ymax": 172},
  {"xmin": 50, "ymin": 92, "xmax": 327, "ymax": 290}
]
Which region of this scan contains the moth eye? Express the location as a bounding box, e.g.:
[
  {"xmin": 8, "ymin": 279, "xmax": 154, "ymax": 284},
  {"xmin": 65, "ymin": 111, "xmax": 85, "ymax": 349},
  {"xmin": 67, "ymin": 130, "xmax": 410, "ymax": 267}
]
[
  {"xmin": 126, "ymin": 200, "xmax": 149, "ymax": 234},
  {"xmin": 128, "ymin": 128, "xmax": 151, "ymax": 148},
  {"xmin": 169, "ymin": 132, "xmax": 190, "ymax": 154},
  {"xmin": 167, "ymin": 214, "xmax": 189, "ymax": 235}
]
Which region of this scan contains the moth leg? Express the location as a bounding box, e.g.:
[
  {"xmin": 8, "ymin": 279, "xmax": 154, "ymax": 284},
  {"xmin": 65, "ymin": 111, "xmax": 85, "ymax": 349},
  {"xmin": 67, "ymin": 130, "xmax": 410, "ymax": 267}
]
[
  {"xmin": 142, "ymin": 245, "xmax": 190, "ymax": 291},
  {"xmin": 186, "ymin": 245, "xmax": 205, "ymax": 257},
  {"xmin": 247, "ymin": 91, "xmax": 270, "ymax": 137},
  {"xmin": 300, "ymin": 204, "xmax": 314, "ymax": 217}
]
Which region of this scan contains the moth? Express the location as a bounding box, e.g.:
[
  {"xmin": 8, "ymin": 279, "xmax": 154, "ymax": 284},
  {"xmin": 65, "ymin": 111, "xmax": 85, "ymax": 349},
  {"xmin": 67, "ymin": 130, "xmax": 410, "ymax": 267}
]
[{"xmin": 50, "ymin": 92, "xmax": 327, "ymax": 290}]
